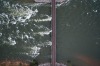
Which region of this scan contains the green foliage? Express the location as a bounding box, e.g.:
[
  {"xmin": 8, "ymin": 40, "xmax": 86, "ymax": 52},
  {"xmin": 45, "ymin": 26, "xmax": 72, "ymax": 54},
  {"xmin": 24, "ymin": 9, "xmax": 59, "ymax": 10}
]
[
  {"xmin": 67, "ymin": 60, "xmax": 72, "ymax": 66},
  {"xmin": 30, "ymin": 59, "xmax": 38, "ymax": 66}
]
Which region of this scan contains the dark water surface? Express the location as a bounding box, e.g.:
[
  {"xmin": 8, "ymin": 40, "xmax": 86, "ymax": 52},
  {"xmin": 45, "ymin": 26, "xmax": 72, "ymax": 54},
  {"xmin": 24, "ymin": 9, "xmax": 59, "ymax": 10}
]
[
  {"xmin": 0, "ymin": 0, "xmax": 100, "ymax": 66},
  {"xmin": 57, "ymin": 0, "xmax": 100, "ymax": 66}
]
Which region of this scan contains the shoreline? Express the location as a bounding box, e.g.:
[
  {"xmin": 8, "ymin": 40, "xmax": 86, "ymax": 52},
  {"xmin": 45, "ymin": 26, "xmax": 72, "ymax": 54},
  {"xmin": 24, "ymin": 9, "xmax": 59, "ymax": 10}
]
[
  {"xmin": 0, "ymin": 59, "xmax": 67, "ymax": 66},
  {"xmin": 0, "ymin": 59, "xmax": 29, "ymax": 66}
]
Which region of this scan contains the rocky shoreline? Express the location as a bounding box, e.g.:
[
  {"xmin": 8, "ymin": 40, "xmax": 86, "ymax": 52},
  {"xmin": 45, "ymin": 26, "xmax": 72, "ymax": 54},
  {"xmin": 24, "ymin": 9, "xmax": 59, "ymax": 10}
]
[
  {"xmin": 0, "ymin": 60, "xmax": 29, "ymax": 66},
  {"xmin": 0, "ymin": 60, "xmax": 67, "ymax": 66}
]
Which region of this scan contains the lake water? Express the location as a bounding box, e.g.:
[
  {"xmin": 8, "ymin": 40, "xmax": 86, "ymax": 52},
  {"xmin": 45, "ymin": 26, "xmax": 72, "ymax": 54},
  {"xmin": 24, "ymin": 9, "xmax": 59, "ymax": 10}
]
[{"xmin": 0, "ymin": 0, "xmax": 100, "ymax": 66}]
